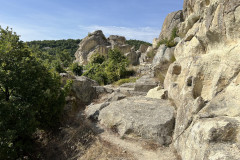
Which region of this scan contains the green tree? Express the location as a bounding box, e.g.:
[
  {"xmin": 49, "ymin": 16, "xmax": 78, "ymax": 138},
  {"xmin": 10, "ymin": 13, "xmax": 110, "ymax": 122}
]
[
  {"xmin": 70, "ymin": 62, "xmax": 83, "ymax": 76},
  {"xmin": 83, "ymin": 50, "xmax": 129, "ymax": 85},
  {"xmin": 0, "ymin": 27, "xmax": 66, "ymax": 159}
]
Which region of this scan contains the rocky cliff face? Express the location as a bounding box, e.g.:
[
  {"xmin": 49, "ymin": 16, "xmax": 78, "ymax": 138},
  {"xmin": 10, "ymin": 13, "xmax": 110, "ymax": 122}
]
[{"xmin": 162, "ymin": 0, "xmax": 240, "ymax": 159}]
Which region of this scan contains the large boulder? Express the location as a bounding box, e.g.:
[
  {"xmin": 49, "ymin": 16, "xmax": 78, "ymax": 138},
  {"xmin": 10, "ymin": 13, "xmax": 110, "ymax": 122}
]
[
  {"xmin": 71, "ymin": 76, "xmax": 98, "ymax": 105},
  {"xmin": 152, "ymin": 45, "xmax": 175, "ymax": 82},
  {"xmin": 75, "ymin": 30, "xmax": 109, "ymax": 64},
  {"xmin": 115, "ymin": 44, "xmax": 132, "ymax": 54},
  {"xmin": 138, "ymin": 44, "xmax": 149, "ymax": 53},
  {"xmin": 125, "ymin": 50, "xmax": 141, "ymax": 66},
  {"xmin": 163, "ymin": 0, "xmax": 240, "ymax": 159},
  {"xmin": 146, "ymin": 87, "xmax": 168, "ymax": 100},
  {"xmin": 98, "ymin": 96, "xmax": 175, "ymax": 146},
  {"xmin": 108, "ymin": 35, "xmax": 126, "ymax": 46}
]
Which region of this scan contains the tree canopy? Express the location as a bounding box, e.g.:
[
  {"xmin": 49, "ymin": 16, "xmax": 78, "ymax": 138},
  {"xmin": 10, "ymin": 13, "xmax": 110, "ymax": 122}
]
[{"xmin": 0, "ymin": 27, "xmax": 66, "ymax": 159}]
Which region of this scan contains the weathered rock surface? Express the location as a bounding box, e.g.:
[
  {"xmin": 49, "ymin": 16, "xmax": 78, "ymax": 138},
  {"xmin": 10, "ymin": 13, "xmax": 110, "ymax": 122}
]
[
  {"xmin": 75, "ymin": 30, "xmax": 109, "ymax": 64},
  {"xmin": 75, "ymin": 31, "xmax": 144, "ymax": 65},
  {"xmin": 162, "ymin": 0, "xmax": 240, "ymax": 159},
  {"xmin": 85, "ymin": 102, "xmax": 110, "ymax": 121},
  {"xmin": 138, "ymin": 44, "xmax": 149, "ymax": 53},
  {"xmin": 152, "ymin": 38, "xmax": 159, "ymax": 49},
  {"xmin": 94, "ymin": 86, "xmax": 114, "ymax": 95},
  {"xmin": 71, "ymin": 76, "xmax": 98, "ymax": 105},
  {"xmin": 125, "ymin": 50, "xmax": 141, "ymax": 66},
  {"xmin": 159, "ymin": 10, "xmax": 183, "ymax": 41},
  {"xmin": 134, "ymin": 75, "xmax": 158, "ymax": 92},
  {"xmin": 107, "ymin": 92, "xmax": 127, "ymax": 102},
  {"xmin": 139, "ymin": 52, "xmax": 147, "ymax": 64},
  {"xmin": 108, "ymin": 35, "xmax": 126, "ymax": 46},
  {"xmin": 146, "ymin": 87, "xmax": 168, "ymax": 100},
  {"xmin": 98, "ymin": 96, "xmax": 175, "ymax": 146},
  {"xmin": 114, "ymin": 44, "xmax": 132, "ymax": 54},
  {"xmin": 174, "ymin": 74, "xmax": 240, "ymax": 160}
]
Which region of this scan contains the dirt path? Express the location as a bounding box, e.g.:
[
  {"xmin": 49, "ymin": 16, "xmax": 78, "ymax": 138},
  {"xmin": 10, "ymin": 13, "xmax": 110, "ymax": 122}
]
[{"xmin": 100, "ymin": 129, "xmax": 179, "ymax": 160}]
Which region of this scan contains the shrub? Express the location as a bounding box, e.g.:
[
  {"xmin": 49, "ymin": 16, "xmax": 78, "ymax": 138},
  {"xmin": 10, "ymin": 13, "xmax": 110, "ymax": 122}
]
[
  {"xmin": 0, "ymin": 27, "xmax": 67, "ymax": 159},
  {"xmin": 157, "ymin": 27, "xmax": 178, "ymax": 48},
  {"xmin": 71, "ymin": 62, "xmax": 83, "ymax": 76},
  {"xmin": 53, "ymin": 60, "xmax": 66, "ymax": 73},
  {"xmin": 90, "ymin": 53, "xmax": 105, "ymax": 64},
  {"xmin": 83, "ymin": 50, "xmax": 132, "ymax": 85}
]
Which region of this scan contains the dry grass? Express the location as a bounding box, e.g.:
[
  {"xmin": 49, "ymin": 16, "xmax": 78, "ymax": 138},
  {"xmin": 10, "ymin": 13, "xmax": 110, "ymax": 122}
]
[
  {"xmin": 113, "ymin": 77, "xmax": 139, "ymax": 86},
  {"xmin": 79, "ymin": 138, "xmax": 136, "ymax": 160}
]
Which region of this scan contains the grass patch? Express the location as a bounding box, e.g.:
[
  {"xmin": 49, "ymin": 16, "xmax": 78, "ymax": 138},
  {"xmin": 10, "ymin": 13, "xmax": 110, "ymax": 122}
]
[{"xmin": 113, "ymin": 77, "xmax": 139, "ymax": 86}]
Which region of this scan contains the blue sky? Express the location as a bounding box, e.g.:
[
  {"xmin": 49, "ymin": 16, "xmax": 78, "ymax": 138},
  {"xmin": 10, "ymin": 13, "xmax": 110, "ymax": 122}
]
[{"xmin": 0, "ymin": 0, "xmax": 183, "ymax": 42}]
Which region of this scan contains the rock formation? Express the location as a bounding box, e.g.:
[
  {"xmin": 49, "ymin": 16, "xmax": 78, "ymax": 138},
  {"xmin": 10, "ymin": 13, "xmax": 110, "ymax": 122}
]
[
  {"xmin": 74, "ymin": 30, "xmax": 109, "ymax": 64},
  {"xmin": 159, "ymin": 10, "xmax": 183, "ymax": 41},
  {"xmin": 98, "ymin": 96, "xmax": 175, "ymax": 146},
  {"xmin": 75, "ymin": 31, "xmax": 141, "ymax": 65},
  {"xmin": 163, "ymin": 0, "xmax": 240, "ymax": 159}
]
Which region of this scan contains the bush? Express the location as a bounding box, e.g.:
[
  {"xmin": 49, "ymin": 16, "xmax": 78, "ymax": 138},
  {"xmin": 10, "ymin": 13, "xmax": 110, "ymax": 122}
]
[
  {"xmin": 157, "ymin": 27, "xmax": 178, "ymax": 48},
  {"xmin": 83, "ymin": 50, "xmax": 132, "ymax": 85},
  {"xmin": 0, "ymin": 27, "xmax": 67, "ymax": 159},
  {"xmin": 71, "ymin": 62, "xmax": 83, "ymax": 76},
  {"xmin": 53, "ymin": 60, "xmax": 66, "ymax": 73}
]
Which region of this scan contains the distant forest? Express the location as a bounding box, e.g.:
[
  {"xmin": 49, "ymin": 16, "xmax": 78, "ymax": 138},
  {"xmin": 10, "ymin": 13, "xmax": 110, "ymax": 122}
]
[
  {"xmin": 126, "ymin": 39, "xmax": 151, "ymax": 50},
  {"xmin": 27, "ymin": 39, "xmax": 151, "ymax": 58},
  {"xmin": 27, "ymin": 39, "xmax": 81, "ymax": 57}
]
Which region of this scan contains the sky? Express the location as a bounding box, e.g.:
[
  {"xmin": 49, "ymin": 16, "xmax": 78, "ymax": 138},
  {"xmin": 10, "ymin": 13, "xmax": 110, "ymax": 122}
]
[{"xmin": 0, "ymin": 0, "xmax": 183, "ymax": 42}]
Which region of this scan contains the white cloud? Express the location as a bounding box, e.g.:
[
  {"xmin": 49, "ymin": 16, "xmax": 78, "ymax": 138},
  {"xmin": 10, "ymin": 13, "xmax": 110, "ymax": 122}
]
[{"xmin": 78, "ymin": 25, "xmax": 160, "ymax": 43}]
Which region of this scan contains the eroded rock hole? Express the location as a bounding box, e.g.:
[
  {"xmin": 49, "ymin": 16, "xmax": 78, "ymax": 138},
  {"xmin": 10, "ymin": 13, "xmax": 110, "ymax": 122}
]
[
  {"xmin": 205, "ymin": 0, "xmax": 210, "ymax": 6},
  {"xmin": 187, "ymin": 76, "xmax": 193, "ymax": 86},
  {"xmin": 193, "ymin": 76, "xmax": 203, "ymax": 99},
  {"xmin": 172, "ymin": 65, "xmax": 182, "ymax": 75}
]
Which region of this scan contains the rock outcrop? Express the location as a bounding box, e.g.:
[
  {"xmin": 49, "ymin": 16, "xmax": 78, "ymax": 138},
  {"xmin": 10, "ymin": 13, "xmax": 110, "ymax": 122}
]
[
  {"xmin": 75, "ymin": 31, "xmax": 142, "ymax": 65},
  {"xmin": 74, "ymin": 30, "xmax": 109, "ymax": 64},
  {"xmin": 159, "ymin": 10, "xmax": 183, "ymax": 41},
  {"xmin": 71, "ymin": 76, "xmax": 98, "ymax": 105},
  {"xmin": 98, "ymin": 96, "xmax": 175, "ymax": 146},
  {"xmin": 162, "ymin": 0, "xmax": 240, "ymax": 159}
]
